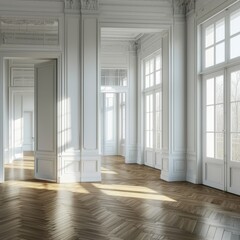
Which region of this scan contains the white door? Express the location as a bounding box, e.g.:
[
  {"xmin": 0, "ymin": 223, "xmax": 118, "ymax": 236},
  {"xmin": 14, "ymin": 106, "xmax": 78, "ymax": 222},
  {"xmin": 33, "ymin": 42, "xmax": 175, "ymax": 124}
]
[
  {"xmin": 102, "ymin": 93, "xmax": 117, "ymax": 155},
  {"xmin": 227, "ymin": 66, "xmax": 240, "ymax": 195},
  {"xmin": 23, "ymin": 111, "xmax": 33, "ymax": 151},
  {"xmin": 203, "ymin": 68, "xmax": 240, "ymax": 196},
  {"xmin": 203, "ymin": 71, "xmax": 225, "ymax": 190},
  {"xmin": 34, "ymin": 60, "xmax": 57, "ymax": 181}
]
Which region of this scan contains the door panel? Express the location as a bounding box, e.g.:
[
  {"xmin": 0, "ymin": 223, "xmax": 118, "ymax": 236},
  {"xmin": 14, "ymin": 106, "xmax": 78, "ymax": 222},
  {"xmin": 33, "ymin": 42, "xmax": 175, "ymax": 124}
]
[
  {"xmin": 227, "ymin": 66, "xmax": 240, "ymax": 195},
  {"xmin": 203, "ymin": 72, "xmax": 225, "ymax": 190},
  {"xmin": 23, "ymin": 111, "xmax": 33, "ymax": 151},
  {"xmin": 102, "ymin": 93, "xmax": 117, "ymax": 155},
  {"xmin": 34, "ymin": 60, "xmax": 57, "ymax": 181}
]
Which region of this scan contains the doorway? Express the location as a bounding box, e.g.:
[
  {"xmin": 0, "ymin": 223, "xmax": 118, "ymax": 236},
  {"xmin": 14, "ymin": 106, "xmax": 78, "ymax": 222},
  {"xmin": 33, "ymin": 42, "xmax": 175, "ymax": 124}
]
[
  {"xmin": 1, "ymin": 57, "xmax": 58, "ymax": 183},
  {"xmin": 202, "ymin": 66, "xmax": 240, "ymax": 195},
  {"xmin": 101, "ymin": 92, "xmax": 126, "ymax": 156}
]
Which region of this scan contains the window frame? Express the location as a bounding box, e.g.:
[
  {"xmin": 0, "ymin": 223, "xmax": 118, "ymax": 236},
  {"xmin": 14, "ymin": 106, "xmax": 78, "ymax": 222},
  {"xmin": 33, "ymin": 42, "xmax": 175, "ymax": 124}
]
[{"xmin": 142, "ymin": 50, "xmax": 162, "ymax": 151}]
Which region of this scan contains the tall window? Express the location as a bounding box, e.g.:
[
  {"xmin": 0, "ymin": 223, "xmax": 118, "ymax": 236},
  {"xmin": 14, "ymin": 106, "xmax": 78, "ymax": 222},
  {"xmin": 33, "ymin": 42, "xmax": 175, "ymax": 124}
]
[
  {"xmin": 202, "ymin": 6, "xmax": 240, "ymax": 70},
  {"xmin": 143, "ymin": 51, "xmax": 162, "ymax": 151},
  {"xmin": 201, "ymin": 1, "xmax": 240, "ymax": 195}
]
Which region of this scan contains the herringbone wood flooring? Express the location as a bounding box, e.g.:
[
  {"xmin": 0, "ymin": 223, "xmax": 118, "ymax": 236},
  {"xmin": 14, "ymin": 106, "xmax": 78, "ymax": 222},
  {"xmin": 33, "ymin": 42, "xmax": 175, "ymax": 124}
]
[{"xmin": 1, "ymin": 156, "xmax": 240, "ymax": 240}]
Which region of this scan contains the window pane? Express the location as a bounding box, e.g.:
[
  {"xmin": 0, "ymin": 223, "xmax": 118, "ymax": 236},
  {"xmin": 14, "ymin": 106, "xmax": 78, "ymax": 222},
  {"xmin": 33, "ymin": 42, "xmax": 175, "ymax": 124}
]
[
  {"xmin": 150, "ymin": 59, "xmax": 154, "ymax": 73},
  {"xmin": 156, "ymin": 55, "xmax": 161, "ymax": 70},
  {"xmin": 216, "ymin": 42, "xmax": 225, "ymax": 64},
  {"xmin": 150, "ymin": 73, "xmax": 154, "ymax": 87},
  {"xmin": 146, "ymin": 131, "xmax": 150, "ymax": 148},
  {"xmin": 206, "ymin": 78, "xmax": 214, "ymax": 105},
  {"xmin": 216, "ymin": 75, "xmax": 224, "ymax": 104},
  {"xmin": 231, "ymin": 102, "xmax": 240, "ymax": 132},
  {"xmin": 231, "ymin": 70, "xmax": 240, "ymax": 102},
  {"xmin": 231, "ymin": 133, "xmax": 240, "ymax": 162},
  {"xmin": 156, "ymin": 112, "xmax": 160, "ymax": 130},
  {"xmin": 207, "ymin": 106, "xmax": 214, "ymax": 132},
  {"xmin": 145, "ymin": 75, "xmax": 149, "ymax": 88},
  {"xmin": 146, "ymin": 95, "xmax": 149, "ymax": 112},
  {"xmin": 230, "ymin": 9, "xmax": 240, "ymax": 36},
  {"xmin": 156, "ymin": 92, "xmax": 160, "ymax": 111},
  {"xmin": 149, "ymin": 112, "xmax": 153, "ymax": 130},
  {"xmin": 205, "ymin": 24, "xmax": 214, "ymax": 47},
  {"xmin": 207, "ymin": 133, "xmax": 214, "ymax": 158},
  {"xmin": 149, "ymin": 94, "xmax": 153, "ymax": 111},
  {"xmin": 146, "ymin": 113, "xmax": 150, "ymax": 130},
  {"xmin": 156, "ymin": 132, "xmax": 161, "ymax": 149},
  {"xmin": 216, "ymin": 133, "xmax": 224, "ymax": 160},
  {"xmin": 216, "ymin": 104, "xmax": 224, "ymax": 132},
  {"xmin": 216, "ymin": 19, "xmax": 225, "ymax": 42},
  {"xmin": 230, "ymin": 35, "xmax": 240, "ymax": 59},
  {"xmin": 156, "ymin": 70, "xmax": 161, "ymax": 85},
  {"xmin": 145, "ymin": 61, "xmax": 149, "ymax": 75},
  {"xmin": 205, "ymin": 47, "xmax": 214, "ymax": 68}
]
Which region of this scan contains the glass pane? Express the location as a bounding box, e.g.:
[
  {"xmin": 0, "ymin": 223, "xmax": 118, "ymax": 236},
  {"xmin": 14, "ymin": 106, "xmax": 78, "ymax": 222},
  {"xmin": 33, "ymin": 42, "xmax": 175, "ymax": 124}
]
[
  {"xmin": 146, "ymin": 113, "xmax": 150, "ymax": 130},
  {"xmin": 156, "ymin": 92, "xmax": 160, "ymax": 111},
  {"xmin": 231, "ymin": 70, "xmax": 240, "ymax": 102},
  {"xmin": 156, "ymin": 112, "xmax": 160, "ymax": 130},
  {"xmin": 216, "ymin": 104, "xmax": 224, "ymax": 132},
  {"xmin": 205, "ymin": 47, "xmax": 214, "ymax": 68},
  {"xmin": 231, "ymin": 102, "xmax": 240, "ymax": 132},
  {"xmin": 230, "ymin": 35, "xmax": 240, "ymax": 59},
  {"xmin": 146, "ymin": 95, "xmax": 149, "ymax": 112},
  {"xmin": 230, "ymin": 9, "xmax": 240, "ymax": 36},
  {"xmin": 231, "ymin": 133, "xmax": 240, "ymax": 162},
  {"xmin": 146, "ymin": 131, "xmax": 150, "ymax": 148},
  {"xmin": 216, "ymin": 19, "xmax": 225, "ymax": 42},
  {"xmin": 156, "ymin": 55, "xmax": 161, "ymax": 70},
  {"xmin": 216, "ymin": 133, "xmax": 224, "ymax": 160},
  {"xmin": 206, "ymin": 133, "xmax": 214, "ymax": 158},
  {"xmin": 149, "ymin": 131, "xmax": 153, "ymax": 148},
  {"xmin": 216, "ymin": 75, "xmax": 224, "ymax": 104},
  {"xmin": 145, "ymin": 75, "xmax": 149, "ymax": 88},
  {"xmin": 156, "ymin": 70, "xmax": 161, "ymax": 85},
  {"xmin": 156, "ymin": 132, "xmax": 161, "ymax": 149},
  {"xmin": 150, "ymin": 59, "xmax": 154, "ymax": 73},
  {"xmin": 149, "ymin": 94, "xmax": 153, "ymax": 112},
  {"xmin": 149, "ymin": 113, "xmax": 153, "ymax": 130},
  {"xmin": 207, "ymin": 106, "xmax": 214, "ymax": 132},
  {"xmin": 206, "ymin": 78, "xmax": 214, "ymax": 105},
  {"xmin": 216, "ymin": 42, "xmax": 225, "ymax": 64},
  {"xmin": 145, "ymin": 61, "xmax": 149, "ymax": 75},
  {"xmin": 205, "ymin": 24, "xmax": 214, "ymax": 47},
  {"xmin": 150, "ymin": 73, "xmax": 154, "ymax": 87}
]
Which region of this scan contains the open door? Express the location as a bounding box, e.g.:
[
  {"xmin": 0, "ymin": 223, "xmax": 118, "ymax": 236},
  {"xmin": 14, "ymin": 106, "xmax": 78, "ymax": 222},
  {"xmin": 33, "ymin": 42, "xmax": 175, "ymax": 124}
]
[{"xmin": 34, "ymin": 60, "xmax": 57, "ymax": 182}]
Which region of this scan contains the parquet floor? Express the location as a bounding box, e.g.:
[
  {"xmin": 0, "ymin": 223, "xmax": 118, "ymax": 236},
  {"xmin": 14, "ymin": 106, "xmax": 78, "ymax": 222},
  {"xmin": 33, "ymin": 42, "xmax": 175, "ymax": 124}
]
[{"xmin": 1, "ymin": 156, "xmax": 240, "ymax": 240}]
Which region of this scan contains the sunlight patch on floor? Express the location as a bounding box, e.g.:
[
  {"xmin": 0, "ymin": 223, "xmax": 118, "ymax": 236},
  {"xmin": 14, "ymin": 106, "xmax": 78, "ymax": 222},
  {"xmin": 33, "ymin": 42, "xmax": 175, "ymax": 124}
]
[
  {"xmin": 101, "ymin": 189, "xmax": 176, "ymax": 202},
  {"xmin": 92, "ymin": 183, "xmax": 157, "ymax": 193},
  {"xmin": 101, "ymin": 167, "xmax": 118, "ymax": 175},
  {"xmin": 6, "ymin": 181, "xmax": 90, "ymax": 194}
]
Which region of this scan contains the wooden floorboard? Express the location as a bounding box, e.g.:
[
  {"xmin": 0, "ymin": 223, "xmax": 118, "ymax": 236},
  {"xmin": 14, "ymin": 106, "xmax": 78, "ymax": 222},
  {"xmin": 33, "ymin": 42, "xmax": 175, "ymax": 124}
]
[{"xmin": 1, "ymin": 156, "xmax": 240, "ymax": 240}]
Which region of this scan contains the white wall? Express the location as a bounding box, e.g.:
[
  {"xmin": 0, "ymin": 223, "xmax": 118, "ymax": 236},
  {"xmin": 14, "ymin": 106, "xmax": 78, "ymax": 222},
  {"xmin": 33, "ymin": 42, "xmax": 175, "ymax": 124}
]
[{"xmin": 3, "ymin": 60, "xmax": 9, "ymax": 164}]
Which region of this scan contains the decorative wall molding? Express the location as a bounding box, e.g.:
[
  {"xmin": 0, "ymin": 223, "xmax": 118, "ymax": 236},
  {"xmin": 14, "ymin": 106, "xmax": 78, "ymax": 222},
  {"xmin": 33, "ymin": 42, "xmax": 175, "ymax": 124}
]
[
  {"xmin": 172, "ymin": 0, "xmax": 195, "ymax": 15},
  {"xmin": 64, "ymin": 0, "xmax": 80, "ymax": 10},
  {"xmin": 81, "ymin": 0, "xmax": 98, "ymax": 11},
  {"xmin": 64, "ymin": 0, "xmax": 98, "ymax": 13}
]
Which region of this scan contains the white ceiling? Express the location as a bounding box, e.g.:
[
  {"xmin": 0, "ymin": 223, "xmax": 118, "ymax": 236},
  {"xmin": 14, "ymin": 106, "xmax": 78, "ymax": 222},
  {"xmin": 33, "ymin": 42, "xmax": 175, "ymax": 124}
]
[{"xmin": 101, "ymin": 27, "xmax": 164, "ymax": 41}]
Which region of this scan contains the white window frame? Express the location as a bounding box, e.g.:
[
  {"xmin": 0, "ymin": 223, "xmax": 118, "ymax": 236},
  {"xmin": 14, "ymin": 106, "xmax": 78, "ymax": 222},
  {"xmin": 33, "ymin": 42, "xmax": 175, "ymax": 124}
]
[
  {"xmin": 200, "ymin": 1, "xmax": 240, "ymax": 195},
  {"xmin": 201, "ymin": 1, "xmax": 240, "ymax": 73},
  {"xmin": 142, "ymin": 50, "xmax": 162, "ymax": 167}
]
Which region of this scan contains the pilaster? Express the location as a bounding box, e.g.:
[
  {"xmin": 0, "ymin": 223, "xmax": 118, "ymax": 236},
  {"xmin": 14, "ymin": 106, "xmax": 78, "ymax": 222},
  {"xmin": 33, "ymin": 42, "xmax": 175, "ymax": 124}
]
[{"xmin": 80, "ymin": 0, "xmax": 101, "ymax": 181}]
